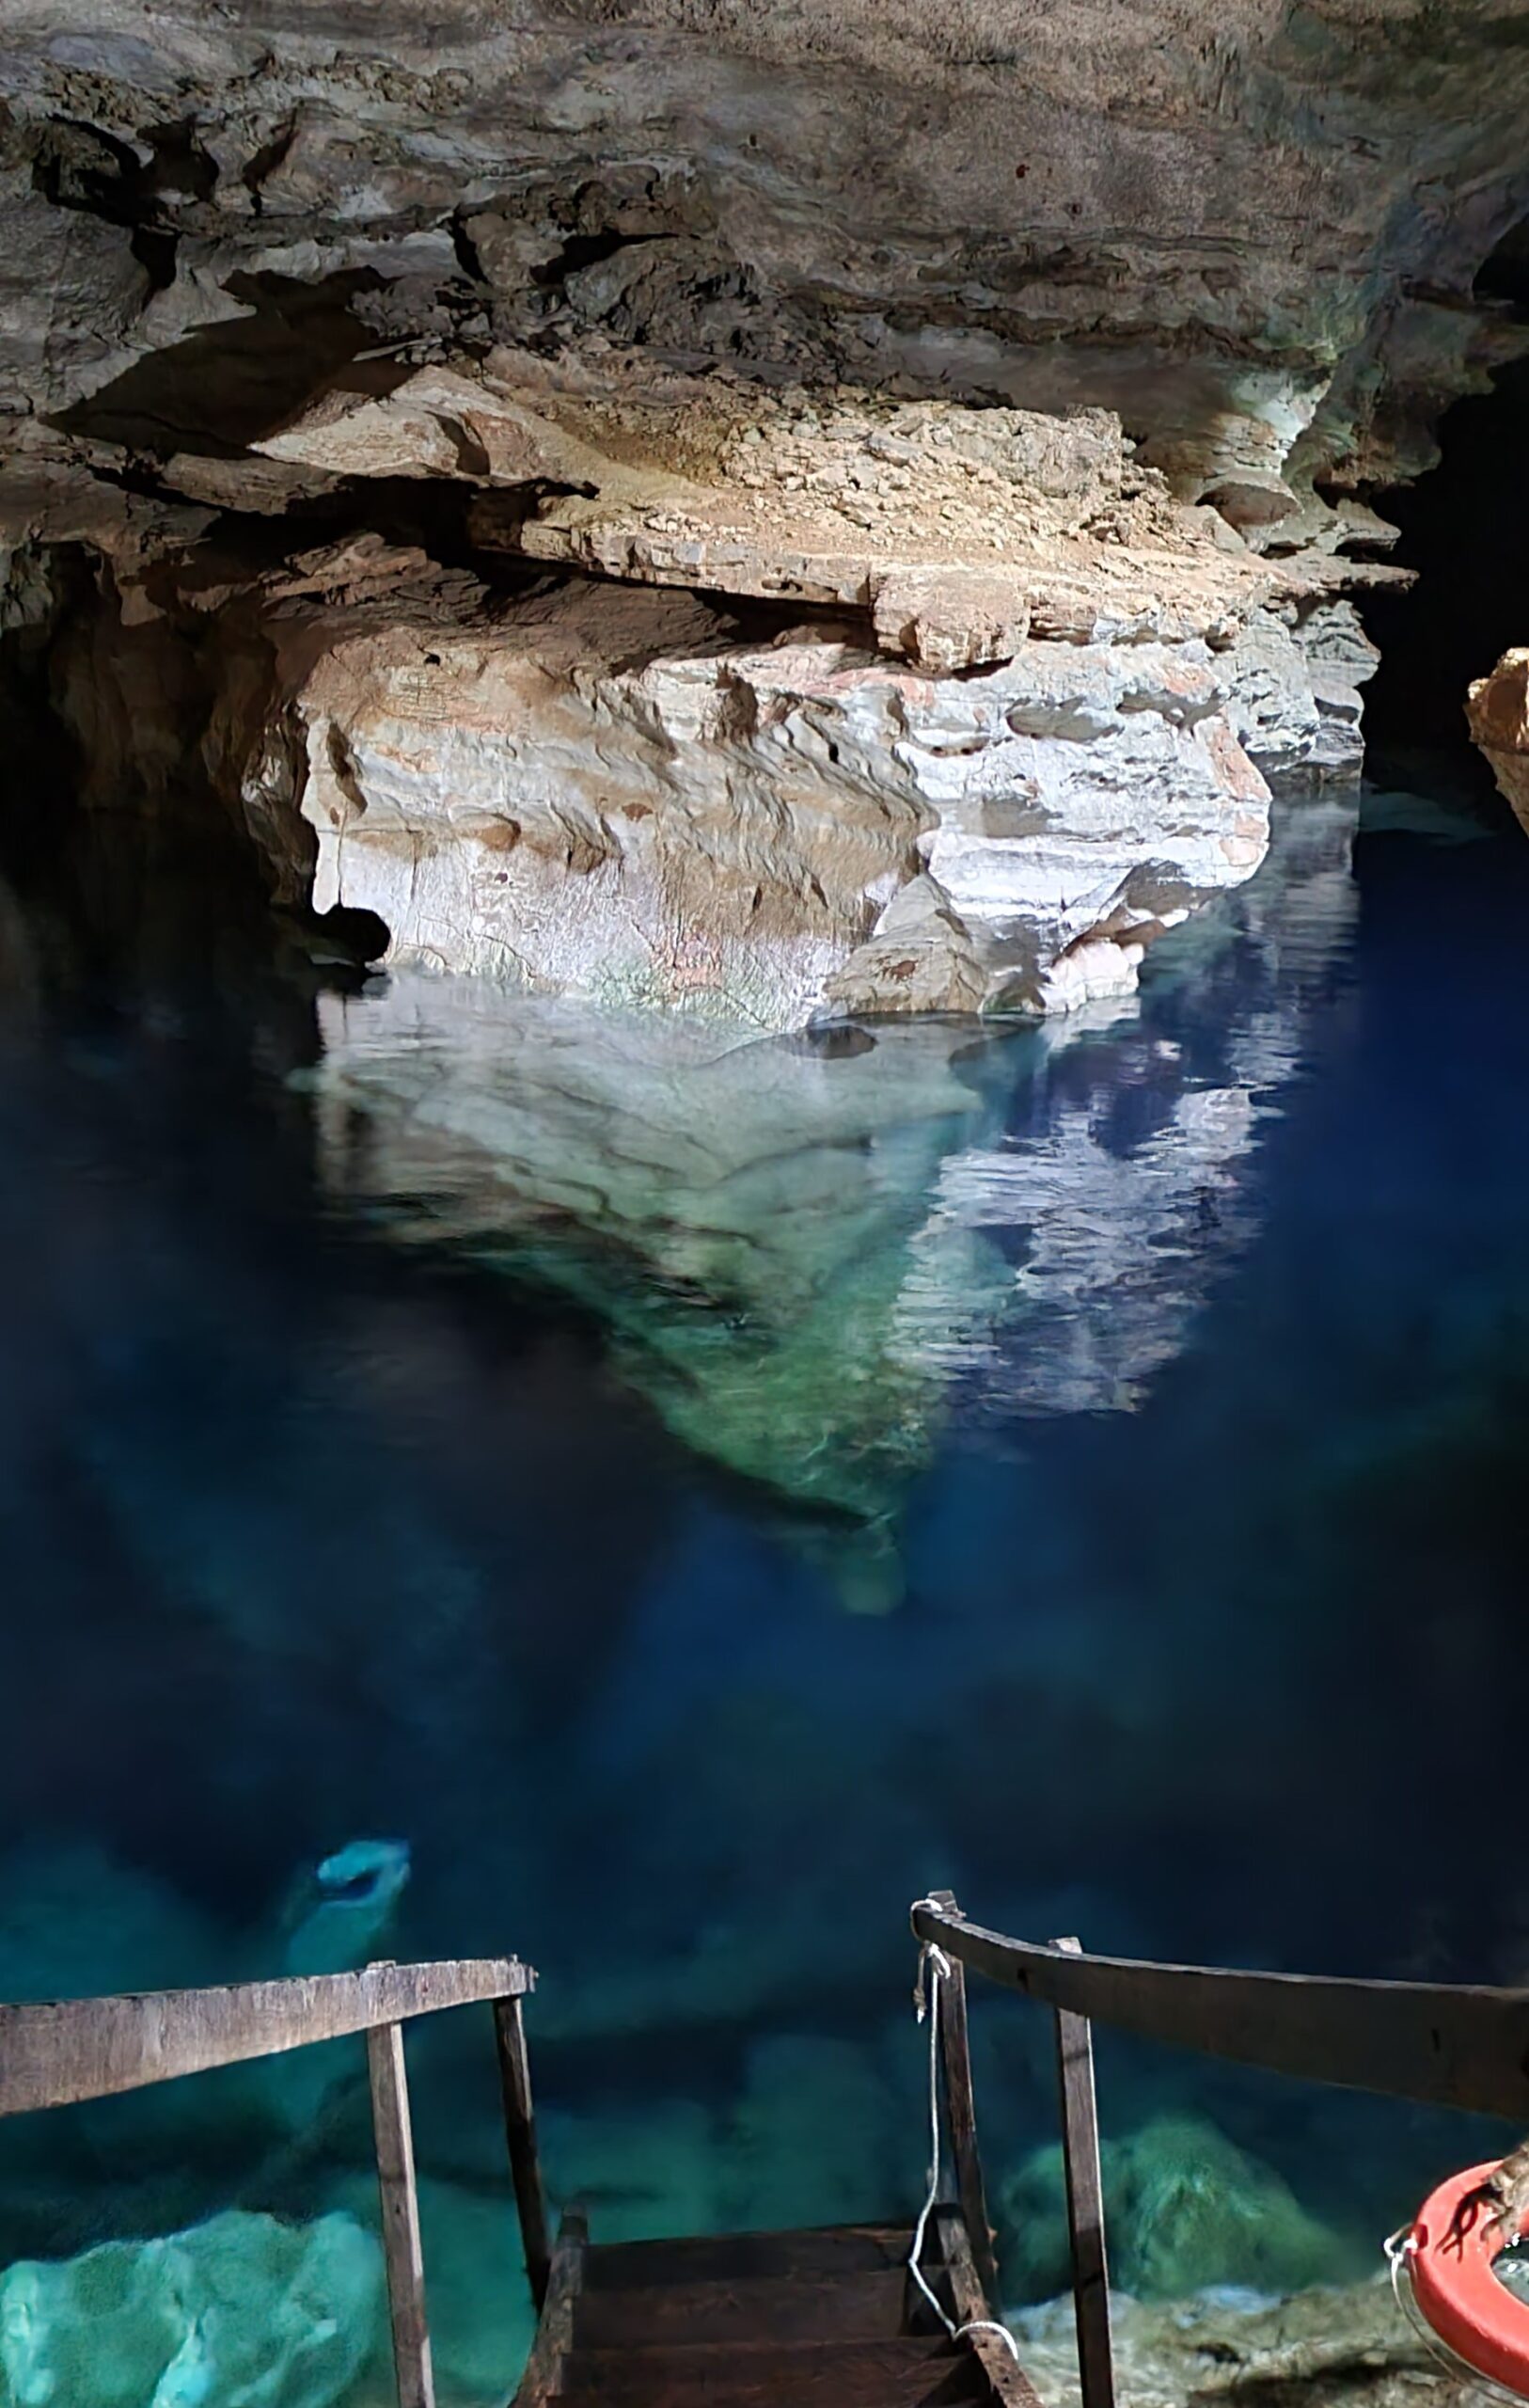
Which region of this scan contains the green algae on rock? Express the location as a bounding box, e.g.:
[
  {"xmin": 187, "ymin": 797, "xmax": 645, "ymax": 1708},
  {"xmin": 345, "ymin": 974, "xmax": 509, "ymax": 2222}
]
[
  {"xmin": 0, "ymin": 2210, "xmax": 382, "ymax": 2408},
  {"xmin": 1000, "ymin": 2115, "xmax": 1357, "ymax": 2305}
]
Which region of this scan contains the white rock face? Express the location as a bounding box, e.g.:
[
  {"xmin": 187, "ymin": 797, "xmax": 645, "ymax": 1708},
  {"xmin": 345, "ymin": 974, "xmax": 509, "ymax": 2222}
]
[{"xmin": 274, "ymin": 580, "xmax": 1271, "ymax": 1025}]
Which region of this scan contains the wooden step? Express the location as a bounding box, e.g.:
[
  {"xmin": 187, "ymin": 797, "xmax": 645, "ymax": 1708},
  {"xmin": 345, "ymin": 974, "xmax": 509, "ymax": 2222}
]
[
  {"xmin": 573, "ymin": 2263, "xmax": 917, "ymax": 2349},
  {"xmin": 583, "ymin": 2224, "xmax": 914, "ymax": 2291},
  {"xmin": 553, "ymin": 2335, "xmax": 989, "ymax": 2408},
  {"xmin": 560, "ymin": 2337, "xmax": 975, "ymax": 2399}
]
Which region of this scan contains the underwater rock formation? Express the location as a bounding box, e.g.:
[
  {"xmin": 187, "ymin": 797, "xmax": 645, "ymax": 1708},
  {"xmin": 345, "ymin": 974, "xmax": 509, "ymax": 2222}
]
[
  {"xmin": 279, "ymin": 1841, "xmax": 411, "ymax": 1982},
  {"xmin": 0, "ymin": 2210, "xmax": 381, "ymax": 2408},
  {"xmin": 999, "ymin": 2115, "xmax": 1350, "ymax": 2303},
  {"xmin": 0, "ymin": 1838, "xmax": 412, "ymax": 2237},
  {"xmin": 1466, "ymin": 648, "xmax": 1529, "ymax": 832}
]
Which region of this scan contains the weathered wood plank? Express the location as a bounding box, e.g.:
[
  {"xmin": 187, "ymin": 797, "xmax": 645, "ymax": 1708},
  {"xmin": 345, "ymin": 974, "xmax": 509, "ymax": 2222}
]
[
  {"xmin": 584, "ymin": 2227, "xmax": 913, "ymax": 2289},
  {"xmin": 0, "ymin": 1956, "xmax": 532, "ymax": 2117},
  {"xmin": 935, "ymin": 2206, "xmax": 1044, "ymax": 2408},
  {"xmin": 553, "ymin": 2339, "xmax": 985, "ymax": 2408},
  {"xmin": 368, "ymin": 2018, "xmax": 435, "ymax": 2408},
  {"xmin": 909, "ymin": 1901, "xmax": 1529, "ymax": 2118},
  {"xmin": 494, "ymin": 1993, "xmax": 552, "ymax": 2310},
  {"xmin": 513, "ymin": 2210, "xmax": 589, "ymax": 2408},
  {"xmin": 1051, "ymin": 1938, "xmax": 1114, "ymax": 2408},
  {"xmin": 928, "ymin": 1891, "xmax": 999, "ymax": 2299},
  {"xmin": 575, "ymin": 2265, "xmax": 912, "ymax": 2349}
]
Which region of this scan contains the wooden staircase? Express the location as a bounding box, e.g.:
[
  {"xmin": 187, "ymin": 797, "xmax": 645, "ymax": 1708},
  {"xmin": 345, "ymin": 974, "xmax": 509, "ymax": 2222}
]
[
  {"xmin": 8, "ymin": 1893, "xmax": 1522, "ymax": 2408},
  {"xmin": 516, "ymin": 2207, "xmax": 1038, "ymax": 2408}
]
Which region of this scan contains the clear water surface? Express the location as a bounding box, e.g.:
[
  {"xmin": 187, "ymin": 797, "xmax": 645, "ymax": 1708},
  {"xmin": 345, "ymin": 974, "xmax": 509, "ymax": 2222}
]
[{"xmin": 1, "ymin": 764, "xmax": 1526, "ymax": 2400}]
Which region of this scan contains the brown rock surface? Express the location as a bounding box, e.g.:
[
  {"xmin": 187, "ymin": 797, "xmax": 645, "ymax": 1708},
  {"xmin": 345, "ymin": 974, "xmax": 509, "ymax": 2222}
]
[{"xmin": 1467, "ymin": 648, "xmax": 1529, "ymax": 831}]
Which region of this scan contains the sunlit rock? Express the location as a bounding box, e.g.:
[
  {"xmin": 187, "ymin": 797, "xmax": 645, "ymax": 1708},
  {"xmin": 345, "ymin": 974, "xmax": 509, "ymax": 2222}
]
[
  {"xmin": 0, "ymin": 2210, "xmax": 381, "ymax": 2408},
  {"xmin": 1466, "ymin": 647, "xmax": 1529, "ymax": 832}
]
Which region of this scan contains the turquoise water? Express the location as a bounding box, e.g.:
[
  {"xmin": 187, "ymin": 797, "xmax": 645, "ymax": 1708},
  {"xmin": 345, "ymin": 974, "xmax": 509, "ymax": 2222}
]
[{"xmin": 1, "ymin": 768, "xmax": 1526, "ymax": 2399}]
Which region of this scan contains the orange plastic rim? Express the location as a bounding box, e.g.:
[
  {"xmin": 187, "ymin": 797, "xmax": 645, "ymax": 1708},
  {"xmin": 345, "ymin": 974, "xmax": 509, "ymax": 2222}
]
[{"xmin": 1411, "ymin": 2161, "xmax": 1529, "ymax": 2396}]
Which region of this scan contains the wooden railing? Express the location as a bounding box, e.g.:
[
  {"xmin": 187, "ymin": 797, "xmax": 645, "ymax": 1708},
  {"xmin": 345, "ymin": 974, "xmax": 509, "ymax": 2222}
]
[
  {"xmin": 0, "ymin": 1954, "xmax": 549, "ymax": 2408},
  {"xmin": 910, "ymin": 1894, "xmax": 1529, "ymax": 2408}
]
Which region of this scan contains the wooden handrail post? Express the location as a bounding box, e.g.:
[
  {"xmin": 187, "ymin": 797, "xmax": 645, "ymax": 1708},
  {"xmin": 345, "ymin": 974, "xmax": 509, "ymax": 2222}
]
[
  {"xmin": 1052, "ymin": 1936, "xmax": 1114, "ymax": 2408},
  {"xmin": 928, "ymin": 1890, "xmax": 999, "ymax": 2298},
  {"xmin": 494, "ymin": 1992, "xmax": 552, "ymax": 2309},
  {"xmin": 367, "ymin": 2014, "xmax": 436, "ymax": 2408}
]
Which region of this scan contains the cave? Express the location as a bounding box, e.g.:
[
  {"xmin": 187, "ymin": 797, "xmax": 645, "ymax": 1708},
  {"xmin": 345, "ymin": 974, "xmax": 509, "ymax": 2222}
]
[
  {"xmin": 7, "ymin": 12, "xmax": 1529, "ymax": 2403},
  {"xmin": 1358, "ymin": 216, "xmax": 1529, "ymax": 764}
]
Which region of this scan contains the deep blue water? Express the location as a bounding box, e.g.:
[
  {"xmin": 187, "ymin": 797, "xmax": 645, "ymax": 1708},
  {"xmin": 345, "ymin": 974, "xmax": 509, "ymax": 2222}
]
[{"xmin": 2, "ymin": 768, "xmax": 1528, "ymax": 2400}]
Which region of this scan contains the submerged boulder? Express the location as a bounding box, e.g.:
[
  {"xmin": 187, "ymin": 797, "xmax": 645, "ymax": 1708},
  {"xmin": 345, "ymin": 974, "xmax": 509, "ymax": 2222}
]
[
  {"xmin": 0, "ymin": 2210, "xmax": 382, "ymax": 2408},
  {"xmin": 1000, "ymin": 2115, "xmax": 1350, "ymax": 2303}
]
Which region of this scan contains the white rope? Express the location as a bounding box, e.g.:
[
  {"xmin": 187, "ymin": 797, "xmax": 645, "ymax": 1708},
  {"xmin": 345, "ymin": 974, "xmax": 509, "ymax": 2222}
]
[
  {"xmin": 909, "ymin": 1916, "xmax": 1022, "ymax": 2364},
  {"xmin": 1383, "ymin": 2223, "xmax": 1528, "ymax": 2405}
]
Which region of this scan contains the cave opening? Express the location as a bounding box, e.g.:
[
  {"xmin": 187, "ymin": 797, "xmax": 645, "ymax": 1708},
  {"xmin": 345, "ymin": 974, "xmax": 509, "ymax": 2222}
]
[{"xmin": 1357, "ymin": 220, "xmax": 1529, "ymax": 763}]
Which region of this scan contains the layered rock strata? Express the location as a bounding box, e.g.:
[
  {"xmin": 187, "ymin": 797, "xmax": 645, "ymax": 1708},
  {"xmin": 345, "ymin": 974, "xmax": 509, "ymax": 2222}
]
[
  {"xmin": 274, "ymin": 575, "xmax": 1277, "ymax": 1021},
  {"xmin": 26, "ymin": 389, "xmax": 1375, "ymax": 1023},
  {"xmin": 8, "ymin": 0, "xmax": 1503, "ymax": 1022},
  {"xmin": 3, "ymin": 0, "xmax": 1527, "ymax": 487}
]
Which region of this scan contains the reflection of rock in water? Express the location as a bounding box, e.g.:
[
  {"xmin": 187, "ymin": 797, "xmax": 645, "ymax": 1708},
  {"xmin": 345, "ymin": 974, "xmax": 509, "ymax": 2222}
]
[
  {"xmin": 310, "ymin": 796, "xmax": 1360, "ymax": 1590},
  {"xmin": 897, "ymin": 800, "xmax": 1361, "ymax": 1417},
  {"xmin": 312, "ymin": 990, "xmax": 1017, "ymax": 1606}
]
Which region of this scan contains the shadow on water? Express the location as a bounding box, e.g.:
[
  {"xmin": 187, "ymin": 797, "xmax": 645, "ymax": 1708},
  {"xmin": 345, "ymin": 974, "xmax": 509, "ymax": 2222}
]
[{"xmin": 3, "ymin": 774, "xmax": 1529, "ymax": 2394}]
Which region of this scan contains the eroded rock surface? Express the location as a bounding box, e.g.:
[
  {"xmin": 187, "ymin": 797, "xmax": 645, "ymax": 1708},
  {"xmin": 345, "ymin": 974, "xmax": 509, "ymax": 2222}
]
[
  {"xmin": 256, "ymin": 577, "xmax": 1270, "ymax": 1021},
  {"xmin": 4, "ymin": 0, "xmax": 1527, "ymax": 487},
  {"xmin": 0, "ymin": 0, "xmax": 1513, "ymax": 1017},
  {"xmin": 1467, "ymin": 647, "xmax": 1529, "ymax": 831}
]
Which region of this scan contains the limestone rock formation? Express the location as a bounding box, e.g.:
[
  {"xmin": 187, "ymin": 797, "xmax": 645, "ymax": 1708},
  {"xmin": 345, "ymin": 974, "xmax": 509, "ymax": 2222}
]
[
  {"xmin": 3, "ymin": 0, "xmax": 1526, "ymax": 487},
  {"xmin": 1466, "ymin": 647, "xmax": 1529, "ymax": 831},
  {"xmin": 258, "ymin": 576, "xmax": 1269, "ymax": 1022},
  {"xmin": 252, "ymin": 350, "xmax": 1296, "ymax": 661},
  {"xmin": 0, "ymin": 0, "xmax": 1517, "ymax": 1012}
]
